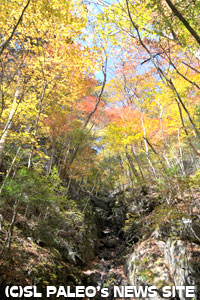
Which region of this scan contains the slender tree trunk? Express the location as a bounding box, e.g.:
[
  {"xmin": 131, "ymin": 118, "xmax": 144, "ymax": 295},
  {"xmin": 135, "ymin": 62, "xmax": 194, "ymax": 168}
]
[
  {"xmin": 82, "ymin": 173, "xmax": 98, "ymax": 213},
  {"xmin": 47, "ymin": 143, "xmax": 55, "ymax": 175},
  {"xmin": 140, "ymin": 111, "xmax": 157, "ymax": 177},
  {"xmin": 165, "ymin": 0, "xmax": 200, "ymax": 45},
  {"xmin": 44, "ymin": 207, "xmax": 49, "ymax": 220},
  {"xmin": 1, "ymin": 198, "xmax": 20, "ymax": 254},
  {"xmin": 126, "ymin": 161, "xmax": 134, "ymax": 188},
  {"xmin": 0, "ymin": 123, "xmax": 31, "ymax": 194},
  {"xmin": 143, "ymin": 137, "xmax": 170, "ymax": 175},
  {"xmin": 58, "ymin": 138, "xmax": 71, "ymax": 177},
  {"xmin": 177, "ymin": 128, "xmax": 185, "ymax": 175},
  {"xmin": 67, "ymin": 176, "xmax": 72, "ymax": 191},
  {"xmin": 23, "ymin": 204, "xmax": 29, "ymax": 229},
  {"xmin": 28, "ymin": 82, "xmax": 47, "ymax": 168},
  {"xmin": 0, "ymin": 85, "xmax": 20, "ymax": 164},
  {"xmin": 0, "ymin": 0, "xmax": 31, "ymax": 55},
  {"xmin": 125, "ymin": 147, "xmax": 141, "ymax": 182},
  {"xmin": 157, "ymin": 100, "xmax": 171, "ymax": 168},
  {"xmin": 130, "ymin": 146, "xmax": 144, "ymax": 180},
  {"xmin": 157, "ymin": 3, "xmax": 179, "ymax": 43},
  {"xmin": 67, "ymin": 56, "xmax": 107, "ymax": 169},
  {"xmin": 0, "ymin": 146, "xmax": 21, "ymax": 194},
  {"xmin": 177, "ymin": 101, "xmax": 200, "ymax": 157},
  {"xmin": 119, "ymin": 155, "xmax": 126, "ymax": 194},
  {"xmin": 170, "ymin": 78, "xmax": 200, "ymax": 140}
]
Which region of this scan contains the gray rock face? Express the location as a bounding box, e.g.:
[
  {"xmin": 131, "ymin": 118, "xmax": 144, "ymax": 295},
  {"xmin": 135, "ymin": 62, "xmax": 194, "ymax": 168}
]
[
  {"xmin": 91, "ymin": 196, "xmax": 113, "ymax": 211},
  {"xmin": 126, "ymin": 232, "xmax": 200, "ymax": 300},
  {"xmin": 122, "ymin": 188, "xmax": 200, "ymax": 300},
  {"xmin": 181, "ymin": 218, "xmax": 200, "ymax": 244},
  {"xmin": 164, "ymin": 239, "xmax": 196, "ymax": 293},
  {"xmin": 126, "ymin": 238, "xmax": 171, "ymax": 300}
]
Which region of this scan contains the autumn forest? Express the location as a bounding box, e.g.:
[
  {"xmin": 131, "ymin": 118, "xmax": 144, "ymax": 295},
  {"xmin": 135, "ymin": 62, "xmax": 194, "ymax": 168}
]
[{"xmin": 0, "ymin": 0, "xmax": 200, "ymax": 298}]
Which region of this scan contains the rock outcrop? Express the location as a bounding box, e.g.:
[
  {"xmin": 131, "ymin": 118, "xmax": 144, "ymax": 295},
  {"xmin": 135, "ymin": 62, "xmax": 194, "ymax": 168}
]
[{"xmin": 124, "ymin": 188, "xmax": 200, "ymax": 300}]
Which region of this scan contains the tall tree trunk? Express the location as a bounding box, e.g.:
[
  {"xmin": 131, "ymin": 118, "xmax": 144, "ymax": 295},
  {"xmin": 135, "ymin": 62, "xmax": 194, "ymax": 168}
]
[
  {"xmin": 119, "ymin": 155, "xmax": 126, "ymax": 194},
  {"xmin": 0, "ymin": 84, "xmax": 20, "ymax": 165},
  {"xmin": 130, "ymin": 146, "xmax": 144, "ymax": 180},
  {"xmin": 125, "ymin": 147, "xmax": 141, "ymax": 182},
  {"xmin": 28, "ymin": 82, "xmax": 47, "ymax": 169},
  {"xmin": 47, "ymin": 143, "xmax": 55, "ymax": 175},
  {"xmin": 0, "ymin": 146, "xmax": 21, "ymax": 194},
  {"xmin": 67, "ymin": 56, "xmax": 107, "ymax": 169},
  {"xmin": 177, "ymin": 128, "xmax": 185, "ymax": 175},
  {"xmin": 1, "ymin": 198, "xmax": 20, "ymax": 254}
]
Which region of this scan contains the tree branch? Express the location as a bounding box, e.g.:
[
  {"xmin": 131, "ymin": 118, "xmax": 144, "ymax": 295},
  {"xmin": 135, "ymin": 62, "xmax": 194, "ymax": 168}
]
[
  {"xmin": 165, "ymin": 0, "xmax": 200, "ymax": 45},
  {"xmin": 0, "ymin": 0, "xmax": 31, "ymax": 56}
]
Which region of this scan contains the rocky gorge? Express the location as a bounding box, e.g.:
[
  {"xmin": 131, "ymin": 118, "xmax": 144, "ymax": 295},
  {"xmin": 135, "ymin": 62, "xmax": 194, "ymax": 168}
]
[
  {"xmin": 0, "ymin": 185, "xmax": 200, "ymax": 300},
  {"xmin": 83, "ymin": 186, "xmax": 200, "ymax": 300}
]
